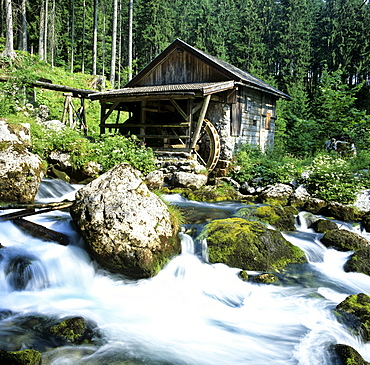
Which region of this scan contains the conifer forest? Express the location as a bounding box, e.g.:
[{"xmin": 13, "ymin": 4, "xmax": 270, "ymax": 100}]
[{"xmin": 1, "ymin": 0, "xmax": 370, "ymax": 155}]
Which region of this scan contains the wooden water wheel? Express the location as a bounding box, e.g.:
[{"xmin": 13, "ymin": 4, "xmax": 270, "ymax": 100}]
[{"xmin": 193, "ymin": 119, "xmax": 221, "ymax": 172}]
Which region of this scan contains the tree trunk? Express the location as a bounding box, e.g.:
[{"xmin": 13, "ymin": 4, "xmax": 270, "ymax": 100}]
[
  {"xmin": 1, "ymin": 0, "xmax": 16, "ymax": 59},
  {"xmin": 109, "ymin": 0, "xmax": 118, "ymax": 87},
  {"xmin": 44, "ymin": 0, "xmax": 48, "ymax": 61},
  {"xmin": 71, "ymin": 0, "xmax": 75, "ymax": 72},
  {"xmin": 92, "ymin": 0, "xmax": 98, "ymax": 75},
  {"xmin": 39, "ymin": 0, "xmax": 45, "ymax": 60},
  {"xmin": 21, "ymin": 0, "xmax": 27, "ymax": 51},
  {"xmin": 82, "ymin": 0, "xmax": 86, "ymax": 74},
  {"xmin": 128, "ymin": 0, "xmax": 133, "ymax": 80},
  {"xmin": 117, "ymin": 0, "xmax": 122, "ymax": 87},
  {"xmin": 102, "ymin": 0, "xmax": 106, "ymax": 76}
]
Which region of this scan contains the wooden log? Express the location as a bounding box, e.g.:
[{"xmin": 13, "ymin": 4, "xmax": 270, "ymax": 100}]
[
  {"xmin": 0, "ymin": 202, "xmax": 74, "ymax": 221},
  {"xmin": 12, "ymin": 218, "xmax": 70, "ymax": 246},
  {"xmin": 0, "ymin": 201, "xmax": 74, "ymax": 210}
]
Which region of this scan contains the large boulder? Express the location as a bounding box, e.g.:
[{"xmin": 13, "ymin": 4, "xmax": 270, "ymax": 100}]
[
  {"xmin": 0, "ymin": 143, "xmax": 44, "ymax": 203},
  {"xmin": 203, "ymin": 217, "xmax": 306, "ymax": 271},
  {"xmin": 70, "ymin": 163, "xmax": 181, "ymax": 278}
]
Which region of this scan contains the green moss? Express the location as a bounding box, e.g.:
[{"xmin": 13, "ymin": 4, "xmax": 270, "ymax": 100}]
[
  {"xmin": 0, "ymin": 349, "xmax": 41, "ymax": 365},
  {"xmin": 237, "ymin": 205, "xmax": 297, "ymax": 231},
  {"xmin": 168, "ymin": 185, "xmax": 244, "ymax": 203},
  {"xmin": 239, "ymin": 270, "xmax": 249, "ymax": 281},
  {"xmin": 50, "ymin": 316, "xmax": 86, "ymax": 343},
  {"xmin": 203, "ymin": 217, "xmax": 306, "ymax": 271},
  {"xmin": 252, "ymin": 273, "xmax": 279, "ymax": 284}
]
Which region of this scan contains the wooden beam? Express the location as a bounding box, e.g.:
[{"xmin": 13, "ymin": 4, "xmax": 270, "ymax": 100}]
[
  {"xmin": 191, "ymin": 95, "xmax": 211, "ymax": 149},
  {"xmin": 100, "ymin": 123, "xmax": 189, "ymax": 128},
  {"xmin": 103, "ymin": 100, "xmax": 121, "ymax": 122},
  {"xmin": 170, "ymin": 100, "xmax": 187, "ymax": 121}
]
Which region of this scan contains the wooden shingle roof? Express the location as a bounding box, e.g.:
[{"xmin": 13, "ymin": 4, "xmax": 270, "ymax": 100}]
[{"xmin": 89, "ymin": 81, "xmax": 235, "ymax": 100}]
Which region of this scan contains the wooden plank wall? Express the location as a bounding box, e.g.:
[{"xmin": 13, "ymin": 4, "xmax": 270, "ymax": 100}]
[{"xmin": 136, "ymin": 50, "xmax": 229, "ymax": 86}]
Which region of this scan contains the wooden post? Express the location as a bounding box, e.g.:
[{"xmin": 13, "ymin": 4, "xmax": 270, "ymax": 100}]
[
  {"xmin": 100, "ymin": 102, "xmax": 106, "ymax": 134},
  {"xmin": 140, "ymin": 100, "xmax": 146, "ymax": 145},
  {"xmin": 187, "ymin": 98, "xmax": 193, "ymax": 150},
  {"xmin": 191, "ymin": 95, "xmax": 211, "ymax": 150}
]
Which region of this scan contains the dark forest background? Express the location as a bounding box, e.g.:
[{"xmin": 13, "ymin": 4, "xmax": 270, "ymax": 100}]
[{"xmin": 1, "ymin": 0, "xmax": 370, "ymax": 155}]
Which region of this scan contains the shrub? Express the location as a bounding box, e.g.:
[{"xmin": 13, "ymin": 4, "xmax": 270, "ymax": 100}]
[
  {"xmin": 303, "ymin": 153, "xmax": 361, "ymax": 204},
  {"xmin": 31, "ymin": 126, "xmax": 156, "ymax": 176},
  {"xmin": 90, "ymin": 133, "xmax": 156, "ymax": 175},
  {"xmin": 231, "ymin": 144, "xmax": 303, "ymax": 187}
]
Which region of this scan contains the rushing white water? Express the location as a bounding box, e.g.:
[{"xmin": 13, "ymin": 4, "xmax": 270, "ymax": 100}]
[{"xmin": 1, "ymin": 180, "xmax": 370, "ymax": 364}]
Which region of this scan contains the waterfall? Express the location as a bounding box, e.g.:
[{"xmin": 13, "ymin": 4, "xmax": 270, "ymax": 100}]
[{"xmin": 1, "ymin": 180, "xmax": 370, "ymax": 364}]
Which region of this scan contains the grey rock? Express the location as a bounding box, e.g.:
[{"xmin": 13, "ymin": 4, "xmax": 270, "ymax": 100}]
[
  {"xmin": 171, "ymin": 171, "xmax": 208, "ymax": 190},
  {"xmin": 70, "ymin": 163, "xmax": 180, "ymax": 278},
  {"xmin": 0, "ymin": 143, "xmax": 44, "ymax": 203}
]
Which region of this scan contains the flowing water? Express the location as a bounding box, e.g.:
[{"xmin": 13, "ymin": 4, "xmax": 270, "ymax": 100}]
[{"xmin": 1, "ymin": 179, "xmax": 370, "ymax": 364}]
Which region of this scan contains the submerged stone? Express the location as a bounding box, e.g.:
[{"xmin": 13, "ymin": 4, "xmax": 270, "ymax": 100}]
[{"xmin": 203, "ymin": 217, "xmax": 306, "ymax": 271}]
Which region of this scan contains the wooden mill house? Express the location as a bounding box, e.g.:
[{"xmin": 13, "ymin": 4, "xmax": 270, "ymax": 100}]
[{"xmin": 90, "ymin": 39, "xmax": 290, "ymax": 174}]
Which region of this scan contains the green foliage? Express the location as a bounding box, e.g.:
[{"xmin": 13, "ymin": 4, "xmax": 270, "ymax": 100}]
[
  {"xmin": 89, "ymin": 134, "xmax": 156, "ymax": 175},
  {"xmin": 231, "ymin": 144, "xmax": 303, "ymax": 187},
  {"xmin": 303, "ymin": 153, "xmax": 361, "ymax": 204},
  {"xmin": 31, "ymin": 128, "xmax": 156, "ymax": 176}
]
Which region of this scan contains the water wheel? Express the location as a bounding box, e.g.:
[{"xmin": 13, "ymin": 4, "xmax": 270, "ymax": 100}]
[{"xmin": 193, "ymin": 119, "xmax": 221, "ymax": 172}]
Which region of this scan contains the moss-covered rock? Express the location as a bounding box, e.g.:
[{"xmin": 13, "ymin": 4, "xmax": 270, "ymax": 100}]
[
  {"xmin": 49, "ymin": 316, "xmax": 94, "ymax": 344},
  {"xmin": 169, "ymin": 184, "xmax": 243, "ymax": 202},
  {"xmin": 238, "ymin": 270, "xmax": 249, "ymax": 281},
  {"xmin": 321, "ymin": 202, "xmax": 356, "ymax": 222},
  {"xmin": 203, "ymin": 218, "xmax": 306, "ymax": 271},
  {"xmin": 309, "ymin": 219, "xmax": 338, "ymax": 233},
  {"xmin": 344, "ymin": 249, "xmax": 370, "ymax": 276},
  {"xmin": 335, "ymin": 293, "xmax": 370, "ymax": 342},
  {"xmin": 252, "ymin": 273, "xmax": 279, "ymax": 284},
  {"xmin": 252, "ymin": 205, "xmax": 297, "ymax": 231},
  {"xmin": 333, "ymin": 344, "xmax": 369, "ymax": 365},
  {"xmin": 321, "ymin": 230, "xmax": 370, "ymax": 251},
  {"xmin": 0, "ymin": 349, "xmax": 41, "ymax": 365},
  {"xmin": 361, "ymin": 212, "xmax": 370, "ymax": 233}
]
